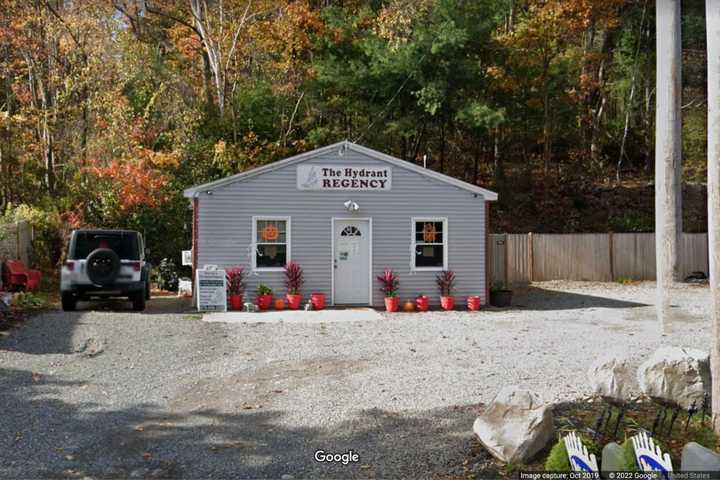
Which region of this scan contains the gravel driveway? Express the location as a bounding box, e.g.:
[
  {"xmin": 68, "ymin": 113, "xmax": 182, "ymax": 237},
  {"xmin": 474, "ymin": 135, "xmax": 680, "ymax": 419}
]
[{"xmin": 0, "ymin": 283, "xmax": 711, "ymax": 479}]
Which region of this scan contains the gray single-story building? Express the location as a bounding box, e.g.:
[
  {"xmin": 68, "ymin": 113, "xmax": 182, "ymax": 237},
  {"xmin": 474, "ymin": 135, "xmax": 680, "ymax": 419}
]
[{"xmin": 184, "ymin": 141, "xmax": 498, "ymax": 307}]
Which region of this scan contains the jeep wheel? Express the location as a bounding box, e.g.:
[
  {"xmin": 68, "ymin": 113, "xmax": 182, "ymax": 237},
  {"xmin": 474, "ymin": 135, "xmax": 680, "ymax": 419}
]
[
  {"xmin": 62, "ymin": 293, "xmax": 77, "ymax": 311},
  {"xmin": 86, "ymin": 248, "xmax": 121, "ymax": 285},
  {"xmin": 145, "ymin": 281, "xmax": 151, "ymax": 300},
  {"xmin": 131, "ymin": 290, "xmax": 146, "ymax": 311}
]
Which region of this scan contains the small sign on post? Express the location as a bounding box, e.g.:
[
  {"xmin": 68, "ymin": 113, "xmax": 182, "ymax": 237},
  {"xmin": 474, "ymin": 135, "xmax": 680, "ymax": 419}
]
[
  {"xmin": 196, "ymin": 267, "xmax": 226, "ymax": 312},
  {"xmin": 182, "ymin": 250, "xmax": 192, "ymax": 266}
]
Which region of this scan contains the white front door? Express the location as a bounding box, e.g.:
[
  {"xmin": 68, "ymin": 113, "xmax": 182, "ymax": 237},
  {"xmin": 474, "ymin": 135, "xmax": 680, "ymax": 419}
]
[{"xmin": 333, "ymin": 219, "xmax": 371, "ymax": 305}]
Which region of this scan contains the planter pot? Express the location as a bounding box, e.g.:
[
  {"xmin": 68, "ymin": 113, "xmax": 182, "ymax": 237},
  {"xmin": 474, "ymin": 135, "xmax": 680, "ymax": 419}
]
[
  {"xmin": 440, "ymin": 296, "xmax": 455, "ymax": 311},
  {"xmin": 256, "ymin": 294, "xmax": 273, "ymax": 311},
  {"xmin": 384, "ymin": 296, "xmax": 399, "ymax": 312},
  {"xmin": 415, "ymin": 295, "xmax": 430, "ymax": 312},
  {"xmin": 490, "ymin": 290, "xmax": 513, "ymax": 307},
  {"xmin": 311, "ymin": 292, "xmax": 326, "ymax": 310},
  {"xmin": 229, "ymin": 294, "xmax": 243, "ymax": 311},
  {"xmin": 286, "ymin": 293, "xmax": 302, "ymax": 310},
  {"xmin": 466, "ymin": 295, "xmax": 481, "ymax": 311},
  {"xmin": 274, "ymin": 298, "xmax": 286, "ymax": 310}
]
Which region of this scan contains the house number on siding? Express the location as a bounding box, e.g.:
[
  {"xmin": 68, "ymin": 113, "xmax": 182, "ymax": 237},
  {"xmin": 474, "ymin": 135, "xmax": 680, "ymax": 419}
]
[{"xmin": 297, "ymin": 165, "xmax": 392, "ymax": 191}]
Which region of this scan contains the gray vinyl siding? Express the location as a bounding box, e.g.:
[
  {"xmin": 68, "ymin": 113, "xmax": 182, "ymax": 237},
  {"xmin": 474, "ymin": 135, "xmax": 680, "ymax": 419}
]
[{"xmin": 196, "ymin": 149, "xmax": 488, "ymax": 306}]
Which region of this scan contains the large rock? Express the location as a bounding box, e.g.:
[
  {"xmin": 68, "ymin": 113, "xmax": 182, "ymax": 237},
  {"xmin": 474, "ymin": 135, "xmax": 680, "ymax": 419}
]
[
  {"xmin": 682, "ymin": 442, "xmax": 720, "ymax": 471},
  {"xmin": 473, "ymin": 387, "xmax": 554, "ymax": 464},
  {"xmin": 601, "ymin": 442, "xmax": 626, "ymax": 474},
  {"xmin": 637, "ymin": 347, "xmax": 710, "ymax": 409},
  {"xmin": 588, "ymin": 354, "xmax": 637, "ymax": 403}
]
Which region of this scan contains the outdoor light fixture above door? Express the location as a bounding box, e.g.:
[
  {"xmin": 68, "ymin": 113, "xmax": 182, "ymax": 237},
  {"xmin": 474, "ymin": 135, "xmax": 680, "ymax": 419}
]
[{"xmin": 344, "ymin": 200, "xmax": 360, "ymax": 212}]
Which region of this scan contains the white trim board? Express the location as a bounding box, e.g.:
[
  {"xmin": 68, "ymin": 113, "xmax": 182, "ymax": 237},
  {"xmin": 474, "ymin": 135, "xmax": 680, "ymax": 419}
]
[{"xmin": 184, "ymin": 141, "xmax": 498, "ymax": 201}]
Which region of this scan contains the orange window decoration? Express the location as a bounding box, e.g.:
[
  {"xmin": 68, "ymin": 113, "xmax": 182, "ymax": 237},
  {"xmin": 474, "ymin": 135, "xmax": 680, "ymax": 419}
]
[
  {"xmin": 261, "ymin": 224, "xmax": 279, "ymax": 242},
  {"xmin": 422, "ymin": 223, "xmax": 437, "ymax": 243}
]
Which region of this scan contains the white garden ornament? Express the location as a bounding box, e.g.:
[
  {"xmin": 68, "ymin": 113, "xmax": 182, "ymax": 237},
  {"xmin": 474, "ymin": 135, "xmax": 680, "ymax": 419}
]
[
  {"xmin": 631, "ymin": 431, "xmax": 673, "ymax": 477},
  {"xmin": 563, "ymin": 432, "xmax": 598, "ymax": 473}
]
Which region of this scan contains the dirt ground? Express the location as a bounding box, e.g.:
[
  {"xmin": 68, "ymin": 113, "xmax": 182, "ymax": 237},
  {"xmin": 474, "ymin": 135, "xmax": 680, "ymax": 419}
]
[{"xmin": 0, "ymin": 282, "xmax": 711, "ymax": 479}]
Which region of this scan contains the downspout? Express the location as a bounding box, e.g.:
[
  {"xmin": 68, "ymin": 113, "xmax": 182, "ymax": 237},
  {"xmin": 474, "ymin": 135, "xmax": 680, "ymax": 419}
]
[{"xmin": 485, "ymin": 201, "xmax": 491, "ymax": 306}]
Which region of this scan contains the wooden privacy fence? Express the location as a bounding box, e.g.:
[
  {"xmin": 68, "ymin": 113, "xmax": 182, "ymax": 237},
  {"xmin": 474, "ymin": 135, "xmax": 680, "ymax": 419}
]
[
  {"xmin": 0, "ymin": 221, "xmax": 33, "ymax": 266},
  {"xmin": 490, "ymin": 232, "xmax": 709, "ymax": 284}
]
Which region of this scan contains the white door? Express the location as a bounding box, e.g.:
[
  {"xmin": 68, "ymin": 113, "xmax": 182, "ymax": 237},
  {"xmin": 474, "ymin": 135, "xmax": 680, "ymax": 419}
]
[{"xmin": 333, "ymin": 219, "xmax": 371, "ymax": 304}]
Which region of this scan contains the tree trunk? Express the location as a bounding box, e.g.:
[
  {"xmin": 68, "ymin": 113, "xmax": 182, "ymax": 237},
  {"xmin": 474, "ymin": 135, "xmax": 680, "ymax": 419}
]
[
  {"xmin": 542, "ymin": 79, "xmax": 551, "ymax": 173},
  {"xmin": 655, "ymin": 0, "xmax": 683, "ymax": 331},
  {"xmin": 705, "ymin": 0, "xmax": 720, "ymax": 435},
  {"xmin": 439, "ymin": 122, "xmax": 445, "ymax": 173}
]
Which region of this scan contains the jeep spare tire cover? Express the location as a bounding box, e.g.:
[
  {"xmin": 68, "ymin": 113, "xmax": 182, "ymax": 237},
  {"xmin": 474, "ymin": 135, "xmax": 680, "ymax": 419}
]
[{"xmin": 86, "ymin": 248, "xmax": 121, "ymax": 285}]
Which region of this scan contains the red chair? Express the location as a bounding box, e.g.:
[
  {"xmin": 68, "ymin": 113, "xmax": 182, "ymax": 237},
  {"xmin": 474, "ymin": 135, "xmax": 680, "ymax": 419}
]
[{"xmin": 3, "ymin": 259, "xmax": 42, "ymax": 291}]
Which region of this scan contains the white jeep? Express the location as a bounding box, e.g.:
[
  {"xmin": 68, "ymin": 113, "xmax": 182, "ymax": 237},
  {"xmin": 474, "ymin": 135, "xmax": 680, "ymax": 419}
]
[{"xmin": 60, "ymin": 230, "xmax": 151, "ymax": 311}]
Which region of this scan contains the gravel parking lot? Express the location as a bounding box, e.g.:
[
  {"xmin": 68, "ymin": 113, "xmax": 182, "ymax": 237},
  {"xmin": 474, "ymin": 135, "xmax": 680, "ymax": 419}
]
[{"xmin": 0, "ymin": 283, "xmax": 711, "ymax": 479}]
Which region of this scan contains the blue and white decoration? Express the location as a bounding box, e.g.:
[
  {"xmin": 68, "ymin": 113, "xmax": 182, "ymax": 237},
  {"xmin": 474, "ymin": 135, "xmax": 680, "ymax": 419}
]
[
  {"xmin": 564, "ymin": 432, "xmax": 599, "ymax": 473},
  {"xmin": 631, "ymin": 431, "xmax": 673, "ymax": 477}
]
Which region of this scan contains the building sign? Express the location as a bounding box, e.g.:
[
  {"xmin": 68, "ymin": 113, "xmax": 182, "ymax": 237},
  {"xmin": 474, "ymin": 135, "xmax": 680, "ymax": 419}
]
[
  {"xmin": 196, "ymin": 267, "xmax": 227, "ymax": 312},
  {"xmin": 182, "ymin": 250, "xmax": 192, "ymax": 266},
  {"xmin": 297, "ymin": 165, "xmax": 391, "ymax": 191}
]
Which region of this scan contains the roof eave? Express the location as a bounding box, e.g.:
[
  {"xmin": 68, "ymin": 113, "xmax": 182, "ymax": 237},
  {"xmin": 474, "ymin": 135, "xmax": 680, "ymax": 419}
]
[{"xmin": 183, "ymin": 140, "xmax": 499, "ymax": 201}]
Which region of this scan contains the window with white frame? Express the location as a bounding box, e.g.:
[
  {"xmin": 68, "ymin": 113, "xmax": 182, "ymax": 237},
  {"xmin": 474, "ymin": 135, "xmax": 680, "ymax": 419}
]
[
  {"xmin": 253, "ymin": 217, "xmax": 290, "ymax": 269},
  {"xmin": 412, "ymin": 218, "xmax": 447, "ymax": 269}
]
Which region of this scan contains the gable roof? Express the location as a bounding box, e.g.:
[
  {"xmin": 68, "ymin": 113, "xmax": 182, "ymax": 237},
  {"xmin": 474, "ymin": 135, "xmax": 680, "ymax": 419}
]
[{"xmin": 183, "ymin": 140, "xmax": 498, "ymax": 201}]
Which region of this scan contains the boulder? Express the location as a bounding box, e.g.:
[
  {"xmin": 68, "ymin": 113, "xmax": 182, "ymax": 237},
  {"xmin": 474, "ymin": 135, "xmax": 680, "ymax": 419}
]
[
  {"xmin": 682, "ymin": 442, "xmax": 720, "ymax": 471},
  {"xmin": 588, "ymin": 354, "xmax": 637, "ymax": 403},
  {"xmin": 637, "ymin": 347, "xmax": 710, "ymax": 409},
  {"xmin": 601, "ymin": 442, "xmax": 626, "ymax": 474},
  {"xmin": 473, "ymin": 387, "xmax": 554, "ymax": 464}
]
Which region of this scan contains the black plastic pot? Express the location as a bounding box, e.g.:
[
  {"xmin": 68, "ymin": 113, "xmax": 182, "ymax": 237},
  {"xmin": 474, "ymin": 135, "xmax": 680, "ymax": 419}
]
[{"xmin": 490, "ymin": 289, "xmax": 513, "ymax": 307}]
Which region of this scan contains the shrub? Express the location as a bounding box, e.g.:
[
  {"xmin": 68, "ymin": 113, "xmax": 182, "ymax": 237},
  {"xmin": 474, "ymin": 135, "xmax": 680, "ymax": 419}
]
[
  {"xmin": 544, "ymin": 434, "xmax": 600, "ymax": 472},
  {"xmin": 608, "ymin": 213, "xmax": 654, "ymax": 232},
  {"xmin": 620, "ymin": 439, "xmax": 639, "ymax": 471},
  {"xmin": 544, "ymin": 438, "xmax": 571, "ymax": 471},
  {"xmin": 256, "ymin": 284, "xmax": 272, "ymax": 296},
  {"xmin": 157, "ymin": 258, "xmax": 179, "ymax": 291},
  {"xmin": 3, "ymin": 203, "xmax": 65, "ymax": 270},
  {"xmin": 436, "ymin": 270, "xmax": 456, "ymax": 296},
  {"xmin": 225, "ymin": 266, "xmax": 246, "ymax": 295},
  {"xmin": 376, "ymin": 269, "xmax": 399, "ymax": 297},
  {"xmin": 284, "ymin": 262, "xmax": 303, "ymax": 294}
]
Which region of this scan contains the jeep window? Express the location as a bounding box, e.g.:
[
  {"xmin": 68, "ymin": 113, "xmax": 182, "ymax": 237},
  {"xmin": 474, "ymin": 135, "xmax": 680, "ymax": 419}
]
[{"xmin": 71, "ymin": 233, "xmax": 140, "ymax": 260}]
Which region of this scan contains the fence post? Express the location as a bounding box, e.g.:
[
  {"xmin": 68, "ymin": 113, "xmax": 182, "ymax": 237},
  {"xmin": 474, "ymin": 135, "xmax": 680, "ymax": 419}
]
[
  {"xmin": 609, "ymin": 231, "xmax": 615, "ymax": 281},
  {"xmin": 528, "ymin": 232, "xmax": 534, "ymax": 282}
]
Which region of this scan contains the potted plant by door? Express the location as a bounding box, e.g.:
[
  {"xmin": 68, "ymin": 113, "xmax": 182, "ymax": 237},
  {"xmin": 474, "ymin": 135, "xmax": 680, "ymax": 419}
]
[
  {"xmin": 310, "ymin": 292, "xmax": 326, "ymax": 310},
  {"xmin": 377, "ymin": 269, "xmax": 400, "ymax": 312},
  {"xmin": 490, "ymin": 282, "xmax": 513, "ymax": 307},
  {"xmin": 225, "ymin": 266, "xmax": 245, "ymax": 311},
  {"xmin": 415, "ymin": 294, "xmax": 430, "ymax": 312},
  {"xmin": 284, "ymin": 262, "xmax": 304, "ymax": 310},
  {"xmin": 436, "ymin": 270, "xmax": 456, "ymax": 311},
  {"xmin": 256, "ymin": 284, "xmax": 273, "ymax": 311},
  {"xmin": 466, "ymin": 295, "xmax": 481, "ymax": 311}
]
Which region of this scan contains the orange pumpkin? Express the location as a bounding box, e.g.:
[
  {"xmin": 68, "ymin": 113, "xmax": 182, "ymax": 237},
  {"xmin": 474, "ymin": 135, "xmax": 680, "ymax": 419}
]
[
  {"xmin": 261, "ymin": 224, "xmax": 279, "ymax": 241},
  {"xmin": 422, "ymin": 223, "xmax": 437, "ymax": 242},
  {"xmin": 274, "ymin": 298, "xmax": 286, "ymax": 310},
  {"xmin": 403, "ymin": 301, "xmax": 415, "ymax": 312}
]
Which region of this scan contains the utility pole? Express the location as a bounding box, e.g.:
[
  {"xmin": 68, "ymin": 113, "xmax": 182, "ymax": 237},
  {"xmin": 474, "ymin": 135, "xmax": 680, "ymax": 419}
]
[
  {"xmin": 655, "ymin": 0, "xmax": 683, "ymax": 331},
  {"xmin": 706, "ymin": 0, "xmax": 720, "ymax": 434}
]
